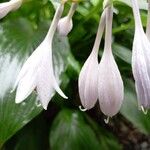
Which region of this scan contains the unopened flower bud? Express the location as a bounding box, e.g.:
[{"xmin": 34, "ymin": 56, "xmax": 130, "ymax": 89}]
[
  {"xmin": 98, "ymin": 6, "xmax": 124, "ymax": 117},
  {"xmin": 57, "ymin": 16, "xmax": 73, "ymax": 36},
  {"xmin": 57, "ymin": 2, "xmax": 77, "ymax": 36},
  {"xmin": 78, "ymin": 9, "xmax": 106, "ymax": 110}
]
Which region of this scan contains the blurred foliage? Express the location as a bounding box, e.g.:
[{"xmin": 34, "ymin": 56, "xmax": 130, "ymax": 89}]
[{"xmin": 0, "ymin": 0, "xmax": 150, "ymax": 149}]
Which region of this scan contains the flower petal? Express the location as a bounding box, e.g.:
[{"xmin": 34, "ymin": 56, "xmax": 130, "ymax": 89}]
[
  {"xmin": 79, "ymin": 52, "xmax": 98, "ymax": 109},
  {"xmin": 15, "ymin": 69, "xmax": 37, "ymax": 103},
  {"xmin": 132, "ymin": 32, "xmax": 150, "ymax": 108},
  {"xmin": 0, "ymin": 0, "xmax": 22, "ymax": 19},
  {"xmin": 98, "ymin": 52, "xmax": 124, "ymax": 117}
]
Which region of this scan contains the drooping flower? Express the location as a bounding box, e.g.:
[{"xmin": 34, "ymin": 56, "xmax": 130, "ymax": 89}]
[
  {"xmin": 78, "ymin": 9, "xmax": 106, "ymax": 110},
  {"xmin": 57, "ymin": 2, "xmax": 78, "ymax": 36},
  {"xmin": 131, "ymin": 0, "xmax": 150, "ymax": 111},
  {"xmin": 98, "ymin": 6, "xmax": 124, "ymax": 117},
  {"xmin": 0, "ymin": 0, "xmax": 22, "ymax": 19},
  {"xmin": 14, "ymin": 3, "xmax": 68, "ymax": 110}
]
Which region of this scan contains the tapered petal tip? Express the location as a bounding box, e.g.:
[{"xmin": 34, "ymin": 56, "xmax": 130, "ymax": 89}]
[
  {"xmin": 15, "ymin": 95, "xmax": 25, "ymax": 104},
  {"xmin": 43, "ymin": 105, "xmax": 48, "ymax": 110}
]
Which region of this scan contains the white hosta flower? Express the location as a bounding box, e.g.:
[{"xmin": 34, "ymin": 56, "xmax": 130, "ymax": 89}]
[
  {"xmin": 0, "ymin": 0, "xmax": 22, "ymax": 19},
  {"xmin": 14, "ymin": 3, "xmax": 68, "ymax": 110},
  {"xmin": 98, "ymin": 6, "xmax": 124, "ymax": 117},
  {"xmin": 131, "ymin": 0, "xmax": 150, "ymax": 109},
  {"xmin": 78, "ymin": 9, "xmax": 106, "ymax": 110},
  {"xmin": 57, "ymin": 2, "xmax": 78, "ymax": 36}
]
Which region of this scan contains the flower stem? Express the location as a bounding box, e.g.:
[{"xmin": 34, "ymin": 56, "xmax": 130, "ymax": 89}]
[
  {"xmin": 104, "ymin": 6, "xmax": 113, "ymax": 51},
  {"xmin": 92, "ymin": 9, "xmax": 106, "ymax": 55},
  {"xmin": 131, "ymin": 0, "xmax": 143, "ymax": 31},
  {"xmin": 67, "ymin": 2, "xmax": 78, "ymax": 20},
  {"xmin": 46, "ymin": 3, "xmax": 64, "ymax": 41}
]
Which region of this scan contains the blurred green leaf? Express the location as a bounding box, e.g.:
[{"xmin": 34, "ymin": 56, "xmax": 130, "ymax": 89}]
[
  {"xmin": 85, "ymin": 115, "xmax": 122, "ymax": 150},
  {"xmin": 0, "ymin": 17, "xmax": 70, "ymax": 147},
  {"xmin": 112, "ymin": 44, "xmax": 132, "ymax": 64},
  {"xmin": 49, "ymin": 109, "xmax": 101, "ymax": 150},
  {"xmin": 121, "ymin": 79, "xmax": 150, "ymax": 135},
  {"xmin": 114, "ymin": 0, "xmax": 148, "ymax": 10}
]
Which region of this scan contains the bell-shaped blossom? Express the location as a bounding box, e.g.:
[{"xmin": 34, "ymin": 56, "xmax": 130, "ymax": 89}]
[
  {"xmin": 14, "ymin": 3, "xmax": 68, "ymax": 110},
  {"xmin": 98, "ymin": 6, "xmax": 124, "ymax": 117},
  {"xmin": 0, "ymin": 0, "xmax": 22, "ymax": 19},
  {"xmin": 57, "ymin": 2, "xmax": 78, "ymax": 36},
  {"xmin": 131, "ymin": 0, "xmax": 150, "ymax": 110},
  {"xmin": 78, "ymin": 9, "xmax": 106, "ymax": 110}
]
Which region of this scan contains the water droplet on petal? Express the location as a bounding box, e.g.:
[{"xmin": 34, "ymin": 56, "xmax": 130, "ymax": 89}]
[
  {"xmin": 104, "ymin": 116, "xmax": 110, "ymax": 124},
  {"xmin": 141, "ymin": 106, "xmax": 148, "ymax": 115},
  {"xmin": 79, "ymin": 105, "xmax": 87, "ymax": 112}
]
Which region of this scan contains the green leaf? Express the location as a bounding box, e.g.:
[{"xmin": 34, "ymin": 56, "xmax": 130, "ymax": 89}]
[
  {"xmin": 121, "ymin": 79, "xmax": 150, "ymax": 135},
  {"xmin": 49, "ymin": 109, "xmax": 101, "ymax": 150},
  {"xmin": 84, "ymin": 115, "xmax": 122, "ymax": 150},
  {"xmin": 114, "ymin": 0, "xmax": 148, "ymax": 10},
  {"xmin": 112, "ymin": 44, "xmax": 132, "ymax": 64},
  {"xmin": 0, "ymin": 18, "xmax": 70, "ymax": 147}
]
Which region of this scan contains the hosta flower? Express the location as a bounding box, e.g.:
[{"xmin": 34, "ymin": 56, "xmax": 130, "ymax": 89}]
[
  {"xmin": 57, "ymin": 2, "xmax": 78, "ymax": 36},
  {"xmin": 98, "ymin": 6, "xmax": 124, "ymax": 117},
  {"xmin": 14, "ymin": 3, "xmax": 68, "ymax": 110},
  {"xmin": 78, "ymin": 9, "xmax": 106, "ymax": 110},
  {"xmin": 0, "ymin": 0, "xmax": 22, "ymax": 19},
  {"xmin": 131, "ymin": 0, "xmax": 150, "ymax": 110}
]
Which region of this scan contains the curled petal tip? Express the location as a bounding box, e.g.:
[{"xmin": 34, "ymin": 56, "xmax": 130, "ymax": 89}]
[
  {"xmin": 79, "ymin": 105, "xmax": 87, "ymax": 112},
  {"xmin": 104, "ymin": 116, "xmax": 110, "ymax": 124},
  {"xmin": 141, "ymin": 106, "xmax": 148, "ymax": 115}
]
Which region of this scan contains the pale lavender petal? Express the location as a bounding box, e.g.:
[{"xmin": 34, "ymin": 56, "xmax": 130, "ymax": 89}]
[
  {"xmin": 98, "ymin": 52, "xmax": 124, "ymax": 117},
  {"xmin": 79, "ymin": 52, "xmax": 98, "ymax": 109},
  {"xmin": 0, "ymin": 0, "xmax": 22, "ymax": 19},
  {"xmin": 132, "ymin": 32, "xmax": 150, "ymax": 108},
  {"xmin": 0, "ymin": 2, "xmax": 13, "ymax": 19}
]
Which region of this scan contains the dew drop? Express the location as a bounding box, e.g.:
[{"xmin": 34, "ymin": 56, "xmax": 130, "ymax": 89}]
[{"xmin": 79, "ymin": 105, "xmax": 87, "ymax": 112}]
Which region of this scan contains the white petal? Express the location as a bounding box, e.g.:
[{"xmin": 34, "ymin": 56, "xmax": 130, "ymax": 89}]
[
  {"xmin": 14, "ymin": 42, "xmax": 44, "ymax": 90},
  {"xmin": 36, "ymin": 68, "xmax": 54, "ymax": 110},
  {"xmin": 98, "ymin": 51, "xmax": 124, "ymax": 117},
  {"xmin": 57, "ymin": 16, "xmax": 73, "ymax": 36},
  {"xmin": 132, "ymin": 31, "xmax": 150, "ymax": 108},
  {"xmin": 0, "ymin": 0, "xmax": 22, "ymax": 19},
  {"xmin": 36, "ymin": 45, "xmax": 67, "ymax": 109},
  {"xmin": 0, "ymin": 2, "xmax": 13, "ymax": 19},
  {"xmin": 15, "ymin": 69, "xmax": 37, "ymax": 103},
  {"xmin": 15, "ymin": 42, "xmax": 45, "ymax": 103},
  {"xmin": 79, "ymin": 52, "xmax": 98, "ymax": 109}
]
